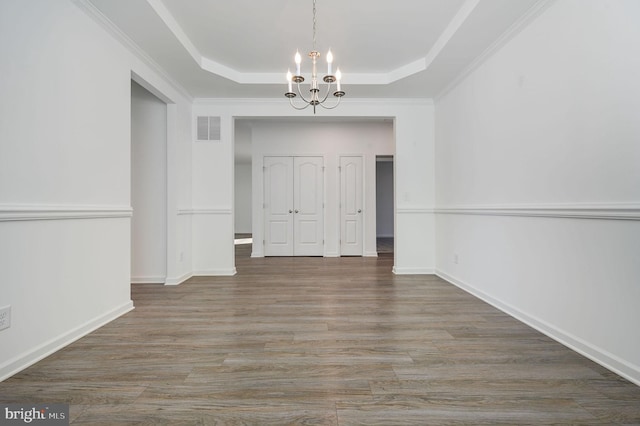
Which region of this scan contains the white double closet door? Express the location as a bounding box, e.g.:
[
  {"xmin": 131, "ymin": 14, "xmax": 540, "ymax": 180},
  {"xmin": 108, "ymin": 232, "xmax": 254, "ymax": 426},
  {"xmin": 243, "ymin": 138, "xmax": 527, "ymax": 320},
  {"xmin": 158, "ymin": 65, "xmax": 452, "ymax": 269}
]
[{"xmin": 264, "ymin": 156, "xmax": 324, "ymax": 256}]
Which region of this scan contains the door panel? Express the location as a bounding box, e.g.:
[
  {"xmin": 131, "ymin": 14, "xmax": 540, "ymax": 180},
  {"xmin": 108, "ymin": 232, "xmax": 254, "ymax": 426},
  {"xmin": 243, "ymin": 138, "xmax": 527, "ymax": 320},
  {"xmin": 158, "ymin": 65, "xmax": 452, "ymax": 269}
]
[
  {"xmin": 298, "ymin": 221, "xmax": 319, "ymax": 243},
  {"xmin": 264, "ymin": 157, "xmax": 294, "ymax": 256},
  {"xmin": 293, "ymin": 157, "xmax": 324, "ymax": 256},
  {"xmin": 340, "ymin": 156, "xmax": 363, "ymax": 256},
  {"xmin": 345, "ymin": 220, "xmax": 357, "ymax": 244},
  {"xmin": 268, "ymin": 221, "xmax": 289, "ymax": 244}
]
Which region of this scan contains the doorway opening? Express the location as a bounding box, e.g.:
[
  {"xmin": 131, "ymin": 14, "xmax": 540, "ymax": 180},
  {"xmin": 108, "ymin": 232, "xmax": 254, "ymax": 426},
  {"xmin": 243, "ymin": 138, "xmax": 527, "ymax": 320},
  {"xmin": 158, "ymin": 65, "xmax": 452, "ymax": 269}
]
[
  {"xmin": 232, "ymin": 117, "xmax": 395, "ymax": 265},
  {"xmin": 234, "ymin": 120, "xmax": 253, "ymax": 258},
  {"xmin": 130, "ymin": 80, "xmax": 167, "ymax": 284},
  {"xmin": 376, "ymin": 155, "xmax": 394, "ymax": 254}
]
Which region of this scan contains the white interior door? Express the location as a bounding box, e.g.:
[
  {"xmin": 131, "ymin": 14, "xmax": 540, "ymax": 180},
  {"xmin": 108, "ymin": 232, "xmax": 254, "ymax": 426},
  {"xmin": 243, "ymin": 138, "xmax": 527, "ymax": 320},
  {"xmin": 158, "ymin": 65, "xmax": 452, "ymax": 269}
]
[
  {"xmin": 264, "ymin": 156, "xmax": 324, "ymax": 256},
  {"xmin": 340, "ymin": 156, "xmax": 363, "ymax": 256},
  {"xmin": 264, "ymin": 157, "xmax": 294, "ymax": 256},
  {"xmin": 294, "ymin": 157, "xmax": 324, "ymax": 256}
]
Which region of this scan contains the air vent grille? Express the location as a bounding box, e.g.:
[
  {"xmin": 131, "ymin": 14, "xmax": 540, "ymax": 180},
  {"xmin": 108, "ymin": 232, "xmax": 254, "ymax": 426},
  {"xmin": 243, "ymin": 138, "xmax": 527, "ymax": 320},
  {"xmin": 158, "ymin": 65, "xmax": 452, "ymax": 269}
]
[{"xmin": 196, "ymin": 116, "xmax": 221, "ymax": 141}]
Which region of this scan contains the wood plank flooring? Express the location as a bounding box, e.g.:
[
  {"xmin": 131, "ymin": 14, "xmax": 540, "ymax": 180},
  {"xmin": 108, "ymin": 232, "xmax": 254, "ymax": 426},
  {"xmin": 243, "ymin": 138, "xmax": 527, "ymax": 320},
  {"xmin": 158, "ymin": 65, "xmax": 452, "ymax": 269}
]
[
  {"xmin": 376, "ymin": 237, "xmax": 394, "ymax": 254},
  {"xmin": 2, "ymin": 242, "xmax": 640, "ymax": 424}
]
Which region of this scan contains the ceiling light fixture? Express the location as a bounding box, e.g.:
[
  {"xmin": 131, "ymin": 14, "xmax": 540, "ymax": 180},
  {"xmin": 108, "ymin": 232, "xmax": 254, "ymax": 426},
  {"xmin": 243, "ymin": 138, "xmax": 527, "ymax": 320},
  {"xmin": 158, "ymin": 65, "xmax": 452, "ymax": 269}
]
[{"xmin": 285, "ymin": 0, "xmax": 344, "ymax": 114}]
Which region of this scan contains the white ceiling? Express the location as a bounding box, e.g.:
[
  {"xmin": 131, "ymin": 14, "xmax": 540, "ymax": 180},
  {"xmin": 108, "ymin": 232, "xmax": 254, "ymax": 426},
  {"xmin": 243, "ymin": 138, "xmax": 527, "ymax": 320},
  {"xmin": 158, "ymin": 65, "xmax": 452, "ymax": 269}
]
[{"xmin": 87, "ymin": 0, "xmax": 541, "ymax": 99}]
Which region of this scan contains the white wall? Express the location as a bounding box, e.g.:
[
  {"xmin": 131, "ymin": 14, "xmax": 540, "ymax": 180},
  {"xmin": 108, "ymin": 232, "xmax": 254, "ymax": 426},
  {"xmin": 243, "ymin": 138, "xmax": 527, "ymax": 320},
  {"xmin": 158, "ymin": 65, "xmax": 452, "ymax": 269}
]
[
  {"xmin": 234, "ymin": 122, "xmax": 253, "ymax": 234},
  {"xmin": 192, "ymin": 99, "xmax": 435, "ymax": 275},
  {"xmin": 169, "ymin": 100, "xmax": 195, "ymax": 285},
  {"xmin": 234, "ymin": 164, "xmax": 252, "ymax": 234},
  {"xmin": 435, "ymin": 0, "xmax": 640, "ymax": 385},
  {"xmin": 0, "ymin": 0, "xmax": 193, "ymax": 380},
  {"xmin": 131, "ymin": 81, "xmax": 167, "ymax": 283},
  {"xmin": 191, "ymin": 117, "xmax": 235, "ymax": 275},
  {"xmin": 376, "ymin": 160, "xmax": 394, "ymax": 238}
]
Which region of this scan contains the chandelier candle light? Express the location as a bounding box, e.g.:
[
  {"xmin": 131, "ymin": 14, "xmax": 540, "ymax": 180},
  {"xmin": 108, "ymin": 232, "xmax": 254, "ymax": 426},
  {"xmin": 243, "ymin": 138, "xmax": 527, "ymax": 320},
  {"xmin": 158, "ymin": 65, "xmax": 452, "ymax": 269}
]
[{"xmin": 285, "ymin": 0, "xmax": 345, "ymax": 114}]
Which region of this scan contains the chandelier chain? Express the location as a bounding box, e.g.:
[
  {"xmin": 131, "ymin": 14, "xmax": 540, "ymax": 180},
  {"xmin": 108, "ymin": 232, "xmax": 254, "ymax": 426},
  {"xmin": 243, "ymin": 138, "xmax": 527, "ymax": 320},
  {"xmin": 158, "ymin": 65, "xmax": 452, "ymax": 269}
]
[{"xmin": 312, "ymin": 0, "xmax": 317, "ymax": 51}]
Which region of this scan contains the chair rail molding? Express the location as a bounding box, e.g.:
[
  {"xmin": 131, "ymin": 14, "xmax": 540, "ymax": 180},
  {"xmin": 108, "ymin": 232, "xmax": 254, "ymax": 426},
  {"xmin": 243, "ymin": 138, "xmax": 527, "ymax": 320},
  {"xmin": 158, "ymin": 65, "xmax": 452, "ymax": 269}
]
[
  {"xmin": 434, "ymin": 202, "xmax": 640, "ymax": 221},
  {"xmin": 396, "ymin": 206, "xmax": 435, "ymax": 214},
  {"xmin": 0, "ymin": 204, "xmax": 133, "ymax": 222},
  {"xmin": 178, "ymin": 207, "xmax": 233, "ymax": 216}
]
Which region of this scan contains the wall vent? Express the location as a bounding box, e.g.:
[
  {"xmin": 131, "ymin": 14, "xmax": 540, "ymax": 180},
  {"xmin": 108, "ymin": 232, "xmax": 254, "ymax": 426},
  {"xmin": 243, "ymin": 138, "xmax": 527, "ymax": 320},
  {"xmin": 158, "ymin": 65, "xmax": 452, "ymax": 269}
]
[{"xmin": 196, "ymin": 116, "xmax": 221, "ymax": 141}]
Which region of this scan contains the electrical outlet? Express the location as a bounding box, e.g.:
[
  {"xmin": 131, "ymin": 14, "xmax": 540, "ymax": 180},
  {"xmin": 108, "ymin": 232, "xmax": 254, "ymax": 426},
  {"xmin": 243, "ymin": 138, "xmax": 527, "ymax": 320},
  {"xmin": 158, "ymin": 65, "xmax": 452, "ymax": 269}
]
[{"xmin": 0, "ymin": 306, "xmax": 11, "ymax": 331}]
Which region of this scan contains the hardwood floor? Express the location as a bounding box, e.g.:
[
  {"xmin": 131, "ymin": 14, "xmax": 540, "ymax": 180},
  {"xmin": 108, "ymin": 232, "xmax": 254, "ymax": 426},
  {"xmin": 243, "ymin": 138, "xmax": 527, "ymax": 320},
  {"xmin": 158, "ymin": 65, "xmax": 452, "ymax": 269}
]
[
  {"xmin": 2, "ymin": 242, "xmax": 640, "ymax": 424},
  {"xmin": 376, "ymin": 237, "xmax": 394, "ymax": 254}
]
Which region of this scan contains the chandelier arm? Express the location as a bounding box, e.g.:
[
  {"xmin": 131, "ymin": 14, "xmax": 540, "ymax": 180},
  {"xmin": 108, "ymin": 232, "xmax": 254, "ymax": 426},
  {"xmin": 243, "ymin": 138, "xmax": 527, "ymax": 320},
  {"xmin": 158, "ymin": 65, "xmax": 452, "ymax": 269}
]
[
  {"xmin": 294, "ymin": 81, "xmax": 314, "ymax": 104},
  {"xmin": 315, "ymin": 80, "xmax": 333, "ymax": 104},
  {"xmin": 318, "ymin": 94, "xmax": 343, "ymax": 110},
  {"xmin": 288, "ymin": 97, "xmax": 311, "ymax": 110}
]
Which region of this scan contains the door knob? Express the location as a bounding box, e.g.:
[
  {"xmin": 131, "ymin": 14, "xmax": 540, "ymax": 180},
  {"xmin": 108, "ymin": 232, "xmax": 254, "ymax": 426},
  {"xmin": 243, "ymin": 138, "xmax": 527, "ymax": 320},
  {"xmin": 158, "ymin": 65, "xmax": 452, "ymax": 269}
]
[
  {"xmin": 289, "ymin": 210, "xmax": 293, "ymax": 213},
  {"xmin": 295, "ymin": 209, "xmax": 299, "ymax": 213},
  {"xmin": 358, "ymin": 209, "xmax": 362, "ymax": 213}
]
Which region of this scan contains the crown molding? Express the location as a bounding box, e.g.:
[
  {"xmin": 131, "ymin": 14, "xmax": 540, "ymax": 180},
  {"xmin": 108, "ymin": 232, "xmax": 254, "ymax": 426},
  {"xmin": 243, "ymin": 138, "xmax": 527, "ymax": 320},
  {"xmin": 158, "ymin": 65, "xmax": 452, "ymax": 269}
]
[
  {"xmin": 423, "ymin": 0, "xmax": 480, "ymax": 72},
  {"xmin": 435, "ymin": 0, "xmax": 556, "ymax": 101},
  {"xmin": 72, "ymin": 0, "xmax": 193, "ymax": 103},
  {"xmin": 146, "ymin": 0, "xmax": 201, "ymax": 66},
  {"xmin": 192, "ymin": 97, "xmax": 433, "ymax": 106},
  {"xmin": 143, "ymin": 0, "xmax": 480, "ymax": 86}
]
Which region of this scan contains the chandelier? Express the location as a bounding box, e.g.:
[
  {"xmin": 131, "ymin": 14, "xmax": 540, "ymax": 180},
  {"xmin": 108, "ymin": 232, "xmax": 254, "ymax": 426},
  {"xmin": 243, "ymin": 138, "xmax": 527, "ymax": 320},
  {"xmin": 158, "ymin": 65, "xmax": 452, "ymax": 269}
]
[{"xmin": 285, "ymin": 0, "xmax": 345, "ymax": 114}]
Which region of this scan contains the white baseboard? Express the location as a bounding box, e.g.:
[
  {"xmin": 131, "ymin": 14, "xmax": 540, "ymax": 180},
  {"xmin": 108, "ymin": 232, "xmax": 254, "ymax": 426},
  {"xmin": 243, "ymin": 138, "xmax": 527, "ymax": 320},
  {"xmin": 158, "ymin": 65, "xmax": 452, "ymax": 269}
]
[
  {"xmin": 392, "ymin": 266, "xmax": 435, "ymax": 275},
  {"xmin": 131, "ymin": 276, "xmax": 165, "ymax": 284},
  {"xmin": 194, "ymin": 268, "xmax": 237, "ymax": 277},
  {"xmin": 436, "ymin": 269, "xmax": 640, "ymax": 387},
  {"xmin": 0, "ymin": 301, "xmax": 134, "ymax": 382},
  {"xmin": 364, "ymin": 251, "xmax": 379, "ymax": 257},
  {"xmin": 165, "ymin": 272, "xmax": 193, "ymax": 286}
]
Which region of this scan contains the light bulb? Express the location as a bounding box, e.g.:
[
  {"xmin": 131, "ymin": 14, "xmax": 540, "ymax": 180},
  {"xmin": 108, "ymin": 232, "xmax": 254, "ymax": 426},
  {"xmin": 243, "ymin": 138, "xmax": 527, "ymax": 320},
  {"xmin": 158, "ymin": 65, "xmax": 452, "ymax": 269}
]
[{"xmin": 294, "ymin": 51, "xmax": 301, "ymax": 75}]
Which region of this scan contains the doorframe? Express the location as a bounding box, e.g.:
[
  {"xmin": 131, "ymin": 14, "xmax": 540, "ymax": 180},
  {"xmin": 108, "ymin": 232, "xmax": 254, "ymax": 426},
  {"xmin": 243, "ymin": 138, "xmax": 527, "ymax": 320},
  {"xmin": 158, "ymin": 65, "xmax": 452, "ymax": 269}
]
[
  {"xmin": 130, "ymin": 73, "xmax": 173, "ymax": 285},
  {"xmin": 375, "ymin": 155, "xmax": 395, "ymax": 255},
  {"xmin": 231, "ymin": 116, "xmax": 397, "ymax": 267}
]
